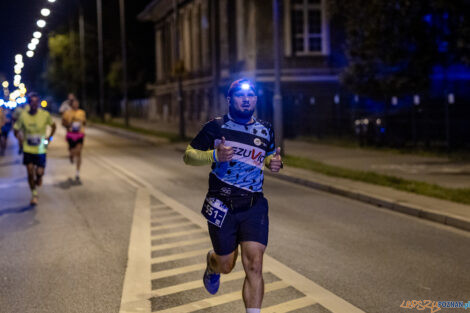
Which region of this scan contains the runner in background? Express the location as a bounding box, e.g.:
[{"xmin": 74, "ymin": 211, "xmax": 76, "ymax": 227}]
[
  {"xmin": 13, "ymin": 92, "xmax": 56, "ymax": 205},
  {"xmin": 0, "ymin": 106, "xmax": 13, "ymax": 155},
  {"xmin": 62, "ymin": 98, "xmax": 86, "ymax": 181}
]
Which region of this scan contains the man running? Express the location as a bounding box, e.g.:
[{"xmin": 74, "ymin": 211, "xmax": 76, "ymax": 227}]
[
  {"xmin": 62, "ymin": 98, "xmax": 86, "ymax": 181},
  {"xmin": 0, "ymin": 107, "xmax": 13, "ymax": 155},
  {"xmin": 183, "ymin": 79, "xmax": 283, "ymax": 313},
  {"xmin": 13, "ymin": 92, "xmax": 56, "ymax": 205},
  {"xmin": 59, "ymin": 93, "xmax": 76, "ymax": 115}
]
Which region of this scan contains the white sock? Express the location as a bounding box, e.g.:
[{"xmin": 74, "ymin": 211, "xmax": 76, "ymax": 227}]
[
  {"xmin": 76, "ymin": 170, "xmax": 80, "ymax": 177},
  {"xmin": 246, "ymin": 309, "xmax": 260, "ymax": 313}
]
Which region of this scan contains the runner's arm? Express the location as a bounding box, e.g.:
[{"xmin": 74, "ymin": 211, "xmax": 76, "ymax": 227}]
[
  {"xmin": 48, "ymin": 122, "xmax": 57, "ymax": 139},
  {"xmin": 183, "ymin": 119, "xmax": 219, "ymax": 166},
  {"xmin": 183, "ymin": 145, "xmax": 216, "ymax": 166}
]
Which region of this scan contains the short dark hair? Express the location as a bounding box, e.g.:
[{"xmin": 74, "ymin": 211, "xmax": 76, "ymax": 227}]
[{"xmin": 27, "ymin": 92, "xmax": 39, "ymax": 103}]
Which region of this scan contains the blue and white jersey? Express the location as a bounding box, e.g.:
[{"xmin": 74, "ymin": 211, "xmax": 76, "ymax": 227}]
[{"xmin": 190, "ymin": 115, "xmax": 276, "ymax": 195}]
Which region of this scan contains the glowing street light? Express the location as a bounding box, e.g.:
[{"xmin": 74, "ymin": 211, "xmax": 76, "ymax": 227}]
[
  {"xmin": 14, "ymin": 68, "xmax": 21, "ymax": 74},
  {"xmin": 48, "ymin": 0, "xmax": 56, "ymax": 2},
  {"xmin": 14, "ymin": 75, "xmax": 21, "ymax": 81},
  {"xmin": 33, "ymin": 31, "xmax": 42, "ymax": 39},
  {"xmin": 31, "ymin": 38, "xmax": 39, "ymax": 45},
  {"xmin": 15, "ymin": 54, "xmax": 23, "ymax": 62},
  {"xmin": 37, "ymin": 19, "xmax": 46, "ymax": 28},
  {"xmin": 41, "ymin": 8, "xmax": 51, "ymax": 16},
  {"xmin": 28, "ymin": 43, "xmax": 37, "ymax": 51},
  {"xmin": 26, "ymin": 50, "xmax": 34, "ymax": 58},
  {"xmin": 2, "ymin": 81, "xmax": 8, "ymax": 88}
]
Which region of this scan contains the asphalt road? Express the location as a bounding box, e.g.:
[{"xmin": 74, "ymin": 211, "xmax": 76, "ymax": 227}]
[{"xmin": 0, "ymin": 123, "xmax": 469, "ymax": 313}]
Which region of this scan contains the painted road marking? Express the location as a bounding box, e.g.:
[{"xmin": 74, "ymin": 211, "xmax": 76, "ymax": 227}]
[
  {"xmin": 263, "ymin": 296, "xmax": 318, "ymax": 312},
  {"xmin": 151, "ymin": 270, "xmax": 246, "ymax": 297},
  {"xmin": 96, "ymin": 154, "xmax": 367, "ymax": 313},
  {"xmin": 151, "ymin": 204, "xmax": 169, "ymax": 210},
  {"xmin": 150, "ymin": 211, "xmax": 181, "ymax": 219},
  {"xmin": 151, "ymin": 229, "xmax": 204, "ymax": 240},
  {"xmin": 151, "ymin": 221, "xmax": 193, "ymax": 230},
  {"xmin": 119, "ymin": 188, "xmax": 151, "ymax": 313},
  {"xmin": 151, "ymin": 263, "xmax": 207, "ymax": 280},
  {"xmin": 151, "ymin": 237, "xmax": 209, "ymax": 252},
  {"xmin": 154, "ymin": 281, "xmax": 289, "ymax": 313},
  {"xmin": 151, "ymin": 248, "xmax": 209, "ymax": 263},
  {"xmin": 150, "ymin": 215, "xmax": 186, "ymax": 222}
]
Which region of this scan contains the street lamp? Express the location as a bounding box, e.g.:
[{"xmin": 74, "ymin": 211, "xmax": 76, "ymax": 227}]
[
  {"xmin": 33, "ymin": 31, "xmax": 42, "ymax": 39},
  {"xmin": 2, "ymin": 81, "xmax": 8, "ymax": 88},
  {"xmin": 41, "ymin": 8, "xmax": 51, "ymax": 17},
  {"xmin": 15, "ymin": 54, "xmax": 23, "ymax": 62},
  {"xmin": 26, "ymin": 51, "xmax": 34, "ymax": 58},
  {"xmin": 31, "ymin": 38, "xmax": 39, "ymax": 45},
  {"xmin": 28, "ymin": 43, "xmax": 36, "ymax": 51},
  {"xmin": 37, "ymin": 20, "xmax": 46, "ymax": 28},
  {"xmin": 14, "ymin": 68, "xmax": 21, "ymax": 75}
]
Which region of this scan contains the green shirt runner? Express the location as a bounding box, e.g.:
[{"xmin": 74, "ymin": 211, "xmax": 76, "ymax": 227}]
[{"xmin": 14, "ymin": 108, "xmax": 54, "ymax": 154}]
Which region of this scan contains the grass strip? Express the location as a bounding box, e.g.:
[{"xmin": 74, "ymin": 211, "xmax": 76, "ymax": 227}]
[
  {"xmin": 90, "ymin": 118, "xmax": 186, "ymax": 143},
  {"xmin": 284, "ymin": 154, "xmax": 470, "ymax": 205}
]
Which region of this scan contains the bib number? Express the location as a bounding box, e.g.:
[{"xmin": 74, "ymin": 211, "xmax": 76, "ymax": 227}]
[
  {"xmin": 26, "ymin": 135, "xmax": 42, "ymax": 146},
  {"xmin": 71, "ymin": 121, "xmax": 81, "ymax": 132},
  {"xmin": 202, "ymin": 197, "xmax": 229, "ymax": 228}
]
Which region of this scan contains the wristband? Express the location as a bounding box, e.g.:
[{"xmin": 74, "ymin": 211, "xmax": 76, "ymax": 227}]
[{"xmin": 213, "ymin": 149, "xmax": 218, "ymax": 162}]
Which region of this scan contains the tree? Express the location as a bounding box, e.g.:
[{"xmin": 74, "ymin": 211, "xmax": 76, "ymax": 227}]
[
  {"xmin": 44, "ymin": 32, "xmax": 81, "ymax": 100},
  {"xmin": 329, "ymin": 0, "xmax": 470, "ymax": 98}
]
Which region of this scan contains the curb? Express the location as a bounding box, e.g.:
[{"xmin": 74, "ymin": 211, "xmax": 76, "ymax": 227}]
[
  {"xmin": 266, "ymin": 172, "xmax": 470, "ymax": 232},
  {"xmin": 89, "ymin": 122, "xmax": 470, "ymax": 233}
]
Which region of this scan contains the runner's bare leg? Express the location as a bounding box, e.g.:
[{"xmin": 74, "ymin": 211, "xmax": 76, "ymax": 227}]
[{"xmin": 241, "ymin": 241, "xmax": 266, "ymax": 309}]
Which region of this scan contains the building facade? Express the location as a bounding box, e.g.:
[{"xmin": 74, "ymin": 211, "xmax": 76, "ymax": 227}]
[{"xmin": 138, "ymin": 0, "xmax": 346, "ymax": 138}]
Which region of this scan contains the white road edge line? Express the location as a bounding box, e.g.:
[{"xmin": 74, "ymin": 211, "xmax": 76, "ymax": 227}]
[{"xmin": 96, "ymin": 154, "xmax": 367, "ymax": 313}]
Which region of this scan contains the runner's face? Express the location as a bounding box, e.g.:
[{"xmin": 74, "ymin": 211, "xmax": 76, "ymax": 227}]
[
  {"xmin": 29, "ymin": 96, "xmax": 39, "ymax": 110},
  {"xmin": 72, "ymin": 100, "xmax": 79, "ymax": 110},
  {"xmin": 229, "ymin": 89, "xmax": 257, "ymax": 118}
]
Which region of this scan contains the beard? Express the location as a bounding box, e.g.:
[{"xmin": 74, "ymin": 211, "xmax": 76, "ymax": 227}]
[{"xmin": 229, "ymin": 105, "xmax": 255, "ymax": 121}]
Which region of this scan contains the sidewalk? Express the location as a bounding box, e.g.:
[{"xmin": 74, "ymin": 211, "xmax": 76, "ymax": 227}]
[{"xmin": 91, "ymin": 117, "xmax": 470, "ymax": 232}]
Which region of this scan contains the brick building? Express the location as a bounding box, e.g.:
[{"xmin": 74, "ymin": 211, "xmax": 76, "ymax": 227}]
[{"xmin": 138, "ymin": 0, "xmax": 346, "ymax": 137}]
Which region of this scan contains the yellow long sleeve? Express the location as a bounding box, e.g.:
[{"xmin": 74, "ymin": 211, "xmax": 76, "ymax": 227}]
[{"xmin": 183, "ymin": 144, "xmax": 216, "ymax": 166}]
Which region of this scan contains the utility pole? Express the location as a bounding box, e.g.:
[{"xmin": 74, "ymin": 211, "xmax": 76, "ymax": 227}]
[
  {"xmin": 211, "ymin": 0, "xmax": 220, "ymax": 117},
  {"xmin": 79, "ymin": 3, "xmax": 87, "ymax": 112},
  {"xmin": 119, "ymin": 0, "xmax": 129, "ymax": 127},
  {"xmin": 173, "ymin": 0, "xmax": 185, "ymax": 139},
  {"xmin": 272, "ymin": 0, "xmax": 284, "ymax": 153},
  {"xmin": 97, "ymin": 0, "xmax": 105, "ymax": 121}
]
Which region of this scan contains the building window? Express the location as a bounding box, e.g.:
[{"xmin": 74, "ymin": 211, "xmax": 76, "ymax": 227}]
[{"xmin": 291, "ymin": 0, "xmax": 323, "ymax": 55}]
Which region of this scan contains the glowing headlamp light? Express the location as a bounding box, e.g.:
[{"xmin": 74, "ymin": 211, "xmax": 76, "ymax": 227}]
[{"xmin": 241, "ymin": 83, "xmax": 251, "ymax": 90}]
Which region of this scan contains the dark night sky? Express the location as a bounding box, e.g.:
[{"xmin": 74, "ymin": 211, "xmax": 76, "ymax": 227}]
[
  {"xmin": 0, "ymin": 0, "xmax": 44, "ymax": 82},
  {"xmin": 0, "ymin": 0, "xmax": 153, "ymax": 87}
]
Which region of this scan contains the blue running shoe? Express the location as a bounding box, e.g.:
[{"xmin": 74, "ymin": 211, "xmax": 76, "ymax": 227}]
[{"xmin": 203, "ymin": 251, "xmax": 220, "ymax": 295}]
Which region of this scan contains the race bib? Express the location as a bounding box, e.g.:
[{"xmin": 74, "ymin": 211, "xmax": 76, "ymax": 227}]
[
  {"xmin": 201, "ymin": 197, "xmax": 229, "ymax": 228},
  {"xmin": 71, "ymin": 121, "xmax": 81, "ymax": 132},
  {"xmin": 26, "ymin": 134, "xmax": 42, "ymax": 146}
]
